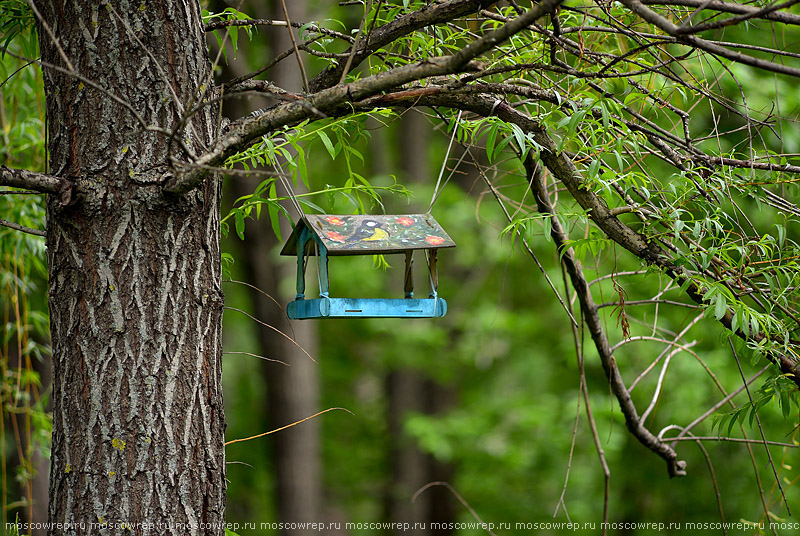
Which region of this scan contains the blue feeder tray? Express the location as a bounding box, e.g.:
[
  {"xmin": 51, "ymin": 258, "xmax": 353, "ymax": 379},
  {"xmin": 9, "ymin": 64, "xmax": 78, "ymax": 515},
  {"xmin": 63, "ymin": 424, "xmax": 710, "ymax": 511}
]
[{"xmin": 280, "ymin": 214, "xmax": 454, "ymax": 320}]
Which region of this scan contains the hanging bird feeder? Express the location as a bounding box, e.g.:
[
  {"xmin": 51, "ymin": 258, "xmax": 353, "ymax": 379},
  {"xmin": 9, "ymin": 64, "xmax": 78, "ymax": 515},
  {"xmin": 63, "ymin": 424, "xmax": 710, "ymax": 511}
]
[{"xmin": 280, "ymin": 214, "xmax": 455, "ymax": 319}]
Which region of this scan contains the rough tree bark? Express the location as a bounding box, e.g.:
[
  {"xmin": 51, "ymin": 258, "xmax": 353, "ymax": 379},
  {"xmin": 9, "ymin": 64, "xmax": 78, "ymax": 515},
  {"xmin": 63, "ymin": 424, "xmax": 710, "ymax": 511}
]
[{"xmin": 34, "ymin": 1, "xmax": 226, "ymax": 533}]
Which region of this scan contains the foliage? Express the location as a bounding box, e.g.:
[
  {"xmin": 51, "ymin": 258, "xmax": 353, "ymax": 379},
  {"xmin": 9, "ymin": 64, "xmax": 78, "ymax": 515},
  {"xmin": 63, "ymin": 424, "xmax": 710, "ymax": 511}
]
[
  {"xmin": 222, "ymin": 110, "xmax": 411, "ymax": 242},
  {"xmin": 0, "ymin": 0, "xmax": 33, "ymax": 58},
  {"xmin": 203, "ymin": 7, "xmax": 254, "ymax": 64},
  {"xmin": 0, "ymin": 16, "xmax": 50, "ymax": 530}
]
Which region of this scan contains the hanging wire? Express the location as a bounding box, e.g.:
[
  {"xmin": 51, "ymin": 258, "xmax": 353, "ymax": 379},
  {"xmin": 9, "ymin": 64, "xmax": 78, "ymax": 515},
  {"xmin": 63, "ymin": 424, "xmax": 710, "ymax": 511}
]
[
  {"xmin": 427, "ymin": 110, "xmax": 463, "ymax": 213},
  {"xmin": 275, "ymin": 159, "xmax": 306, "ymax": 219}
]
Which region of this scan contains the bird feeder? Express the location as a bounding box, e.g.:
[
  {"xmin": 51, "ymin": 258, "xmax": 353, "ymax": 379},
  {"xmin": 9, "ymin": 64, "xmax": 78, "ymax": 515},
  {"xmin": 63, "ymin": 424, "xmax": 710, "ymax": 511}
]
[{"xmin": 280, "ymin": 214, "xmax": 455, "ymax": 319}]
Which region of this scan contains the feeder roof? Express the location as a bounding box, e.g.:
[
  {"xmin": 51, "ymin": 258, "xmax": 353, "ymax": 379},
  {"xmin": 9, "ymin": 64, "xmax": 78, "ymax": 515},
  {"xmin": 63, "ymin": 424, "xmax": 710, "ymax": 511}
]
[{"xmin": 280, "ymin": 214, "xmax": 455, "ymax": 256}]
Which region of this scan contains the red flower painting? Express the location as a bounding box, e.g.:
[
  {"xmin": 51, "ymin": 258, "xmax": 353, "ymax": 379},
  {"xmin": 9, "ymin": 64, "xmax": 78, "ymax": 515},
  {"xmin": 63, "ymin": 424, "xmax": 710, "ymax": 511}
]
[
  {"xmin": 425, "ymin": 235, "xmax": 445, "ymax": 246},
  {"xmin": 395, "ymin": 216, "xmax": 415, "ymax": 227},
  {"xmin": 326, "ymin": 231, "xmax": 345, "ymax": 243},
  {"xmin": 325, "ymin": 216, "xmax": 344, "ymax": 226}
]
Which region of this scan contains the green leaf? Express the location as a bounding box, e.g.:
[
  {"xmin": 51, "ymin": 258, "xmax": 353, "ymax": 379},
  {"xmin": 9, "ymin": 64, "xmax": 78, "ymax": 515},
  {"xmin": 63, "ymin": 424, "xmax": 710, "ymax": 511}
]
[
  {"xmin": 587, "ymin": 159, "xmax": 601, "ymax": 179},
  {"xmin": 485, "ymin": 124, "xmax": 498, "ymax": 161},
  {"xmin": 234, "ymin": 210, "xmax": 245, "ymax": 240},
  {"xmin": 600, "ymin": 102, "xmax": 610, "ymax": 130},
  {"xmin": 318, "ymin": 130, "xmax": 336, "ymax": 159},
  {"xmin": 221, "ymin": 252, "xmax": 234, "ymax": 280},
  {"xmin": 212, "ymin": 30, "xmax": 227, "ymax": 64},
  {"xmin": 229, "ymin": 27, "xmax": 239, "ymax": 59},
  {"xmin": 510, "ymin": 123, "xmax": 527, "ymax": 156},
  {"xmin": 713, "ymin": 294, "xmax": 727, "ymax": 320},
  {"xmin": 296, "ymin": 144, "xmax": 308, "ymax": 188},
  {"xmin": 267, "ymin": 182, "xmax": 281, "ymax": 242}
]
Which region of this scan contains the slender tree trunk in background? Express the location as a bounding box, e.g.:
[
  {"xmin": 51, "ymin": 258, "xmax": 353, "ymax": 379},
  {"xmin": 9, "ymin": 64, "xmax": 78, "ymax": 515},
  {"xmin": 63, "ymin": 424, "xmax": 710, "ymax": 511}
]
[
  {"xmin": 386, "ymin": 370, "xmax": 429, "ymax": 532},
  {"xmin": 222, "ymin": 0, "xmax": 323, "ymax": 532},
  {"xmin": 259, "ymin": 3, "xmax": 323, "ymax": 532},
  {"xmin": 384, "ymin": 113, "xmax": 455, "ymax": 535},
  {"xmin": 4, "ymin": 341, "xmax": 50, "ymax": 536},
  {"xmin": 425, "ymin": 382, "xmax": 455, "ymax": 535},
  {"xmin": 35, "ymin": 1, "xmax": 226, "ymax": 533},
  {"xmin": 230, "ymin": 187, "xmax": 322, "ymax": 533}
]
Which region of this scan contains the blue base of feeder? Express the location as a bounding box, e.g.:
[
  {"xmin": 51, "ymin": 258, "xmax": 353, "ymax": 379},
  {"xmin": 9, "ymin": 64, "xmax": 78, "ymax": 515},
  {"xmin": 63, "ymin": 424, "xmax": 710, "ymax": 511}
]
[{"xmin": 287, "ymin": 297, "xmax": 447, "ymax": 319}]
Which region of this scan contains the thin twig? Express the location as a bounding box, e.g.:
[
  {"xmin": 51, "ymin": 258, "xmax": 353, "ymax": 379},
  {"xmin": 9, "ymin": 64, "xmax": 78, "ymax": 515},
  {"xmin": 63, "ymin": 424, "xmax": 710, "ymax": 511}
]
[
  {"xmin": 464, "ymin": 148, "xmax": 579, "ymax": 328},
  {"xmin": 224, "ymin": 306, "xmax": 316, "ymax": 363},
  {"xmin": 642, "ymin": 341, "xmax": 698, "ymax": 422},
  {"xmin": 412, "ymin": 482, "xmax": 497, "ymax": 536},
  {"xmin": 728, "ymin": 339, "xmax": 791, "ymax": 514},
  {"xmin": 527, "ymin": 153, "xmax": 687, "ymax": 477},
  {"xmin": 26, "ymin": 0, "xmax": 74, "ymax": 72},
  {"xmin": 204, "ymin": 18, "xmax": 355, "ymax": 44},
  {"xmin": 553, "ymin": 379, "xmax": 581, "ymax": 522},
  {"xmin": 223, "ymin": 351, "xmax": 289, "ymax": 366},
  {"xmin": 339, "ymin": 0, "xmax": 372, "ymax": 86},
  {"xmin": 0, "ymin": 190, "xmax": 41, "ymax": 195},
  {"xmin": 662, "ymin": 365, "xmax": 769, "ymax": 441},
  {"xmin": 664, "ymin": 436, "xmax": 800, "ymax": 448},
  {"xmin": 0, "ymin": 219, "xmax": 45, "ymax": 237},
  {"xmin": 277, "ymin": 0, "xmax": 310, "ymax": 92},
  {"xmin": 225, "ymin": 407, "xmax": 352, "ymax": 445}
]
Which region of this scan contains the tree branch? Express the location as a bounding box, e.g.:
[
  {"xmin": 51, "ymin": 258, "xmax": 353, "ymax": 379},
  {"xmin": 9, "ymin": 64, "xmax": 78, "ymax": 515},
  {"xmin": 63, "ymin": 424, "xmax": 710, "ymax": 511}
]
[
  {"xmin": 642, "ymin": 0, "xmax": 800, "ymax": 26},
  {"xmin": 671, "ymin": 0, "xmax": 800, "ymax": 36},
  {"xmin": 168, "ymin": 0, "xmax": 563, "ymax": 194},
  {"xmin": 397, "ymin": 91, "xmax": 800, "ymax": 387},
  {"xmin": 204, "ymin": 18, "xmax": 355, "ymax": 44},
  {"xmin": 621, "ymin": 0, "xmax": 800, "ymax": 78},
  {"xmin": 308, "ymin": 0, "xmax": 498, "ymax": 91},
  {"xmin": 0, "ymin": 165, "xmax": 71, "ymax": 198},
  {"xmin": 526, "ymin": 154, "xmax": 687, "ymax": 478},
  {"xmin": 0, "ymin": 219, "xmax": 46, "ymax": 237}
]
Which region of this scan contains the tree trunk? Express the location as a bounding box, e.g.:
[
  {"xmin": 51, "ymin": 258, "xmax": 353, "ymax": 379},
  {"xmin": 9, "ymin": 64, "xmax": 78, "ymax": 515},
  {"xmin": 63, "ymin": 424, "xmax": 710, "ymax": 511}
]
[
  {"xmin": 258, "ymin": 2, "xmax": 323, "ymax": 533},
  {"xmin": 384, "ymin": 113, "xmax": 455, "ymax": 535},
  {"xmin": 213, "ymin": 0, "xmax": 324, "ymax": 529},
  {"xmin": 4, "ymin": 338, "xmax": 51, "ymax": 535},
  {"xmin": 35, "ymin": 1, "xmax": 226, "ymax": 533}
]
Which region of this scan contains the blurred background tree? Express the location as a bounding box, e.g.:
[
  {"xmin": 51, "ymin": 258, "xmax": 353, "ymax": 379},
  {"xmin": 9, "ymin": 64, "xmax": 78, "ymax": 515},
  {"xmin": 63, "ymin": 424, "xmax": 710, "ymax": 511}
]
[{"xmin": 3, "ymin": 1, "xmax": 800, "ymax": 535}]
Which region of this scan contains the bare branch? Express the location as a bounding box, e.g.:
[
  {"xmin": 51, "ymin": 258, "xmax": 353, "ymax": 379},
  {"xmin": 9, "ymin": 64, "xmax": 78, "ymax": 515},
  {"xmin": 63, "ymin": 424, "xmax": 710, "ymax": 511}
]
[
  {"xmin": 642, "ymin": 0, "xmax": 800, "ymax": 26},
  {"xmin": 729, "ymin": 339, "xmax": 791, "ymax": 513},
  {"xmin": 672, "ymin": 0, "xmax": 800, "ymax": 35},
  {"xmin": 0, "ymin": 165, "xmax": 69, "ymax": 195},
  {"xmin": 277, "ymin": 0, "xmax": 309, "ymax": 92},
  {"xmin": 661, "ymin": 365, "xmax": 769, "ymax": 441},
  {"xmin": 204, "ymin": 18, "xmax": 355, "ymax": 44},
  {"xmin": 0, "ymin": 218, "xmax": 45, "ymax": 237},
  {"xmin": 664, "ymin": 436, "xmax": 800, "ymax": 449},
  {"xmin": 526, "ymin": 153, "xmax": 687, "ymax": 478},
  {"xmin": 621, "ymin": 0, "xmax": 800, "ymax": 78},
  {"xmin": 309, "ymin": 0, "xmax": 499, "ymax": 91}
]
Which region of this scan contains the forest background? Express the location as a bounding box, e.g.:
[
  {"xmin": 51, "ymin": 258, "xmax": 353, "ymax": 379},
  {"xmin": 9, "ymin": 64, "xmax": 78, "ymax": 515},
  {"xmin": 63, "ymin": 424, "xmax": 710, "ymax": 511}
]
[{"xmin": 2, "ymin": 0, "xmax": 800, "ymax": 535}]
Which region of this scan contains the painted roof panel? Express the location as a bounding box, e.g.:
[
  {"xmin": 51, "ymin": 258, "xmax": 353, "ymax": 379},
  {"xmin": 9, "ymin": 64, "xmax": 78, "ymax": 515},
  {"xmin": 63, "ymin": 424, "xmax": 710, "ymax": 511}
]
[{"xmin": 280, "ymin": 214, "xmax": 455, "ymax": 256}]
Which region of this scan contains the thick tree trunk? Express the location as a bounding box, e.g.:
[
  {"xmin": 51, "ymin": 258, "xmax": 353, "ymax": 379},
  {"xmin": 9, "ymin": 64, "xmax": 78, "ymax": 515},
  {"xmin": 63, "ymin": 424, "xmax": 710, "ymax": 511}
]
[{"xmin": 35, "ymin": 1, "xmax": 226, "ymax": 533}]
